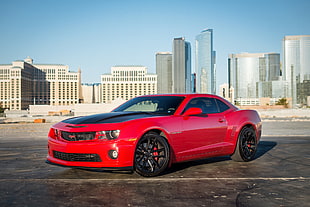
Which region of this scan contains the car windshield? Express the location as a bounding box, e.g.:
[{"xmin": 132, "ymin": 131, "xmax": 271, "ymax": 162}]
[{"xmin": 113, "ymin": 96, "xmax": 185, "ymax": 115}]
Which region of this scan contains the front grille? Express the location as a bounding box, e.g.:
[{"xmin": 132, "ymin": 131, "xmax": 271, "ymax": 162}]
[
  {"xmin": 61, "ymin": 131, "xmax": 96, "ymax": 141},
  {"xmin": 53, "ymin": 151, "xmax": 102, "ymax": 162}
]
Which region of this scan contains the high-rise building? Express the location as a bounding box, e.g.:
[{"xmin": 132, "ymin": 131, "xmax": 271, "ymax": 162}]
[
  {"xmin": 101, "ymin": 65, "xmax": 157, "ymax": 103},
  {"xmin": 195, "ymin": 29, "xmax": 216, "ymax": 94},
  {"xmin": 81, "ymin": 83, "xmax": 102, "ymax": 104},
  {"xmin": 0, "ymin": 57, "xmax": 81, "ymax": 110},
  {"xmin": 228, "ymin": 53, "xmax": 282, "ymax": 105},
  {"xmin": 191, "ymin": 73, "xmax": 196, "ymax": 93},
  {"xmin": 93, "ymin": 83, "xmax": 102, "ymax": 104},
  {"xmin": 283, "ymin": 35, "xmax": 310, "ymax": 106},
  {"xmin": 172, "ymin": 37, "xmax": 191, "ymax": 93},
  {"xmin": 156, "ymin": 52, "xmax": 172, "ymax": 94}
]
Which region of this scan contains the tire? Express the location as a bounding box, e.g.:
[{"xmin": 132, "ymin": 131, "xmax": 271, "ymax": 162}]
[
  {"xmin": 231, "ymin": 126, "xmax": 257, "ymax": 162},
  {"xmin": 134, "ymin": 132, "xmax": 170, "ymax": 177}
]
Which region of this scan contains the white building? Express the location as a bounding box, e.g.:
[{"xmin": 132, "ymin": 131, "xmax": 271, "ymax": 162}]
[
  {"xmin": 81, "ymin": 83, "xmax": 101, "ymax": 103},
  {"xmin": 0, "ymin": 57, "xmax": 81, "ymax": 110},
  {"xmin": 101, "ymin": 66, "xmax": 157, "ymax": 103},
  {"xmin": 219, "ymin": 83, "xmax": 229, "ymax": 100}
]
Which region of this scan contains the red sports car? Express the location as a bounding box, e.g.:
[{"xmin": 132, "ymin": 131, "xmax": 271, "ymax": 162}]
[{"xmin": 46, "ymin": 94, "xmax": 262, "ymax": 177}]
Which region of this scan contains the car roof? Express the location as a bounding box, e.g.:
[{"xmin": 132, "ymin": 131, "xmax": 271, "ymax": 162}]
[
  {"xmin": 140, "ymin": 93, "xmax": 222, "ymax": 99},
  {"xmin": 139, "ymin": 94, "xmax": 238, "ymax": 110}
]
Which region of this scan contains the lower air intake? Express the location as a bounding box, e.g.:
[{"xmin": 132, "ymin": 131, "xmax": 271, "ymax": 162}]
[{"xmin": 53, "ymin": 151, "xmax": 101, "ymax": 162}]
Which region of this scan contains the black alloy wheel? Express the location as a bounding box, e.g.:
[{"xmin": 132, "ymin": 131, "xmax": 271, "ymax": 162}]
[
  {"xmin": 231, "ymin": 126, "xmax": 257, "ymax": 162},
  {"xmin": 134, "ymin": 132, "xmax": 170, "ymax": 177}
]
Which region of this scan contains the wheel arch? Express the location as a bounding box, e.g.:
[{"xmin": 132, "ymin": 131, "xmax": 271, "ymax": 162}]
[
  {"xmin": 231, "ymin": 123, "xmax": 258, "ymax": 161},
  {"xmin": 135, "ymin": 128, "xmax": 176, "ymax": 167},
  {"xmin": 234, "ymin": 122, "xmax": 258, "ymax": 142},
  {"xmin": 137, "ymin": 128, "xmax": 171, "ymax": 150},
  {"xmin": 229, "ymin": 109, "xmax": 262, "ymax": 145},
  {"xmin": 239, "ymin": 123, "xmax": 256, "ymax": 132},
  {"xmin": 138, "ymin": 127, "xmax": 170, "ymax": 142},
  {"xmin": 232, "ymin": 121, "xmax": 259, "ymax": 149},
  {"xmin": 133, "ymin": 128, "xmax": 172, "ymax": 176}
]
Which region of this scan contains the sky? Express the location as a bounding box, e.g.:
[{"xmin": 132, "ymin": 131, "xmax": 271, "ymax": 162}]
[{"xmin": 1, "ymin": 0, "xmax": 310, "ymax": 89}]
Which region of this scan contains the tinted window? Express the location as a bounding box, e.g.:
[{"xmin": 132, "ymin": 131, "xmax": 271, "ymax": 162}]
[
  {"xmin": 184, "ymin": 98, "xmax": 219, "ymax": 114},
  {"xmin": 215, "ymin": 99, "xmax": 230, "ymax": 112},
  {"xmin": 113, "ymin": 96, "xmax": 185, "ymax": 115}
]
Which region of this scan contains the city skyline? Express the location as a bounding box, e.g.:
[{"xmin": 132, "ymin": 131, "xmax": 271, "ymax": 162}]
[
  {"xmin": 1, "ymin": 0, "xmax": 310, "ymax": 88},
  {"xmin": 1, "ymin": 33, "xmax": 309, "ymax": 112}
]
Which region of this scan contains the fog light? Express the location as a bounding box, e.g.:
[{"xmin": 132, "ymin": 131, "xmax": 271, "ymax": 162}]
[{"xmin": 108, "ymin": 150, "xmax": 118, "ymax": 159}]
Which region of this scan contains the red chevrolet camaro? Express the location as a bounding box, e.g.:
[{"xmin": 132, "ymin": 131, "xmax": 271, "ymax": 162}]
[{"xmin": 46, "ymin": 94, "xmax": 262, "ymax": 177}]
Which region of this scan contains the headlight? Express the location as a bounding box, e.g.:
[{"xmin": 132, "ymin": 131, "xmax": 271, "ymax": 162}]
[
  {"xmin": 109, "ymin": 130, "xmax": 120, "ymax": 139},
  {"xmin": 48, "ymin": 128, "xmax": 60, "ymax": 140},
  {"xmin": 96, "ymin": 130, "xmax": 120, "ymax": 140}
]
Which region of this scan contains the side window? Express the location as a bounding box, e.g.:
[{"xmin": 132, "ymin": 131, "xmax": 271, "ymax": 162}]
[
  {"xmin": 215, "ymin": 99, "xmax": 230, "ymax": 112},
  {"xmin": 184, "ymin": 98, "xmax": 219, "ymax": 114}
]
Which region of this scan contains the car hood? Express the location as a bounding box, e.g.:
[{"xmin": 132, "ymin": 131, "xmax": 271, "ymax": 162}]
[{"xmin": 62, "ymin": 112, "xmax": 164, "ymax": 125}]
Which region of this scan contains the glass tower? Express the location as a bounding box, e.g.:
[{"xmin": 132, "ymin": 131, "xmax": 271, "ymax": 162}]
[
  {"xmin": 195, "ymin": 29, "xmax": 216, "ymax": 94},
  {"xmin": 228, "ymin": 53, "xmax": 281, "ymax": 104},
  {"xmin": 283, "ymin": 35, "xmax": 310, "ymax": 106},
  {"xmin": 172, "ymin": 37, "xmax": 191, "ymax": 93}
]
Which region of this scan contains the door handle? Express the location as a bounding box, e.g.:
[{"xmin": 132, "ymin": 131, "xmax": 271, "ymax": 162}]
[{"xmin": 218, "ymin": 118, "xmax": 226, "ymax": 123}]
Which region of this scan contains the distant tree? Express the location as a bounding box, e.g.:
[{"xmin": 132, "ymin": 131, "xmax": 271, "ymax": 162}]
[{"xmin": 276, "ymin": 98, "xmax": 288, "ymax": 108}]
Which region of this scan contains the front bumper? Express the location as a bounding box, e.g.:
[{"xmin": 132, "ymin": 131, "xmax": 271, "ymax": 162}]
[
  {"xmin": 45, "ymin": 160, "xmax": 133, "ymax": 171},
  {"xmin": 46, "ymin": 137, "xmax": 136, "ymax": 169}
]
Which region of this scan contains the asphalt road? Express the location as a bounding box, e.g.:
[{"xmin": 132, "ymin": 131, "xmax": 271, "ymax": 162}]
[{"xmin": 0, "ymin": 120, "xmax": 309, "ymax": 207}]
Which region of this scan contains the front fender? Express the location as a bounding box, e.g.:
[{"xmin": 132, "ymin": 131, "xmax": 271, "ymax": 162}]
[{"xmin": 120, "ymin": 116, "xmax": 181, "ymax": 144}]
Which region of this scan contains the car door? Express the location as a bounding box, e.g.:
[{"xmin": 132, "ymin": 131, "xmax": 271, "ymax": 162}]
[{"xmin": 175, "ymin": 97, "xmax": 228, "ymax": 161}]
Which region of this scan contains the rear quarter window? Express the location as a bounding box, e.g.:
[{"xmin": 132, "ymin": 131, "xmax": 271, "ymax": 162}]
[{"xmin": 215, "ymin": 99, "xmax": 230, "ymax": 112}]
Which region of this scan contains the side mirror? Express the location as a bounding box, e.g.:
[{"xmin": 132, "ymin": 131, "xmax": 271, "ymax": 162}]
[{"xmin": 183, "ymin": 107, "xmax": 203, "ymax": 116}]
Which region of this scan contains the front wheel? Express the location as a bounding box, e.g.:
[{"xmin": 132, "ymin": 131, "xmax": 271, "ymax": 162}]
[
  {"xmin": 231, "ymin": 126, "xmax": 258, "ymax": 162},
  {"xmin": 134, "ymin": 132, "xmax": 170, "ymax": 177}
]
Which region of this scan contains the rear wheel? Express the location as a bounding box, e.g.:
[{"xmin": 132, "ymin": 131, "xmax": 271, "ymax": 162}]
[
  {"xmin": 231, "ymin": 126, "xmax": 257, "ymax": 162},
  {"xmin": 134, "ymin": 132, "xmax": 170, "ymax": 177}
]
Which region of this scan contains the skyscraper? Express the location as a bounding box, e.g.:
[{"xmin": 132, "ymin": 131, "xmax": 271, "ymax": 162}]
[
  {"xmin": 172, "ymin": 37, "xmax": 191, "ymax": 93},
  {"xmin": 228, "ymin": 52, "xmax": 282, "ymax": 105},
  {"xmin": 81, "ymin": 83, "xmax": 101, "ymax": 104},
  {"xmin": 156, "ymin": 52, "xmax": 172, "ymax": 94},
  {"xmin": 195, "ymin": 29, "xmax": 216, "ymax": 94},
  {"xmin": 283, "ymin": 35, "xmax": 310, "ymax": 106}
]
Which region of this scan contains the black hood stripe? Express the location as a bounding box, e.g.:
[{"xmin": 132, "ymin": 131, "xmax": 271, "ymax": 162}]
[{"xmin": 62, "ymin": 112, "xmax": 164, "ymax": 125}]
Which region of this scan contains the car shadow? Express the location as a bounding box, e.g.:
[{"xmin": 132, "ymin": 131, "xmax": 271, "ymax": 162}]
[
  {"xmin": 165, "ymin": 141, "xmax": 277, "ymax": 175},
  {"xmin": 46, "ymin": 141, "xmax": 277, "ymax": 178},
  {"xmin": 255, "ymin": 140, "xmax": 277, "ymax": 159}
]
